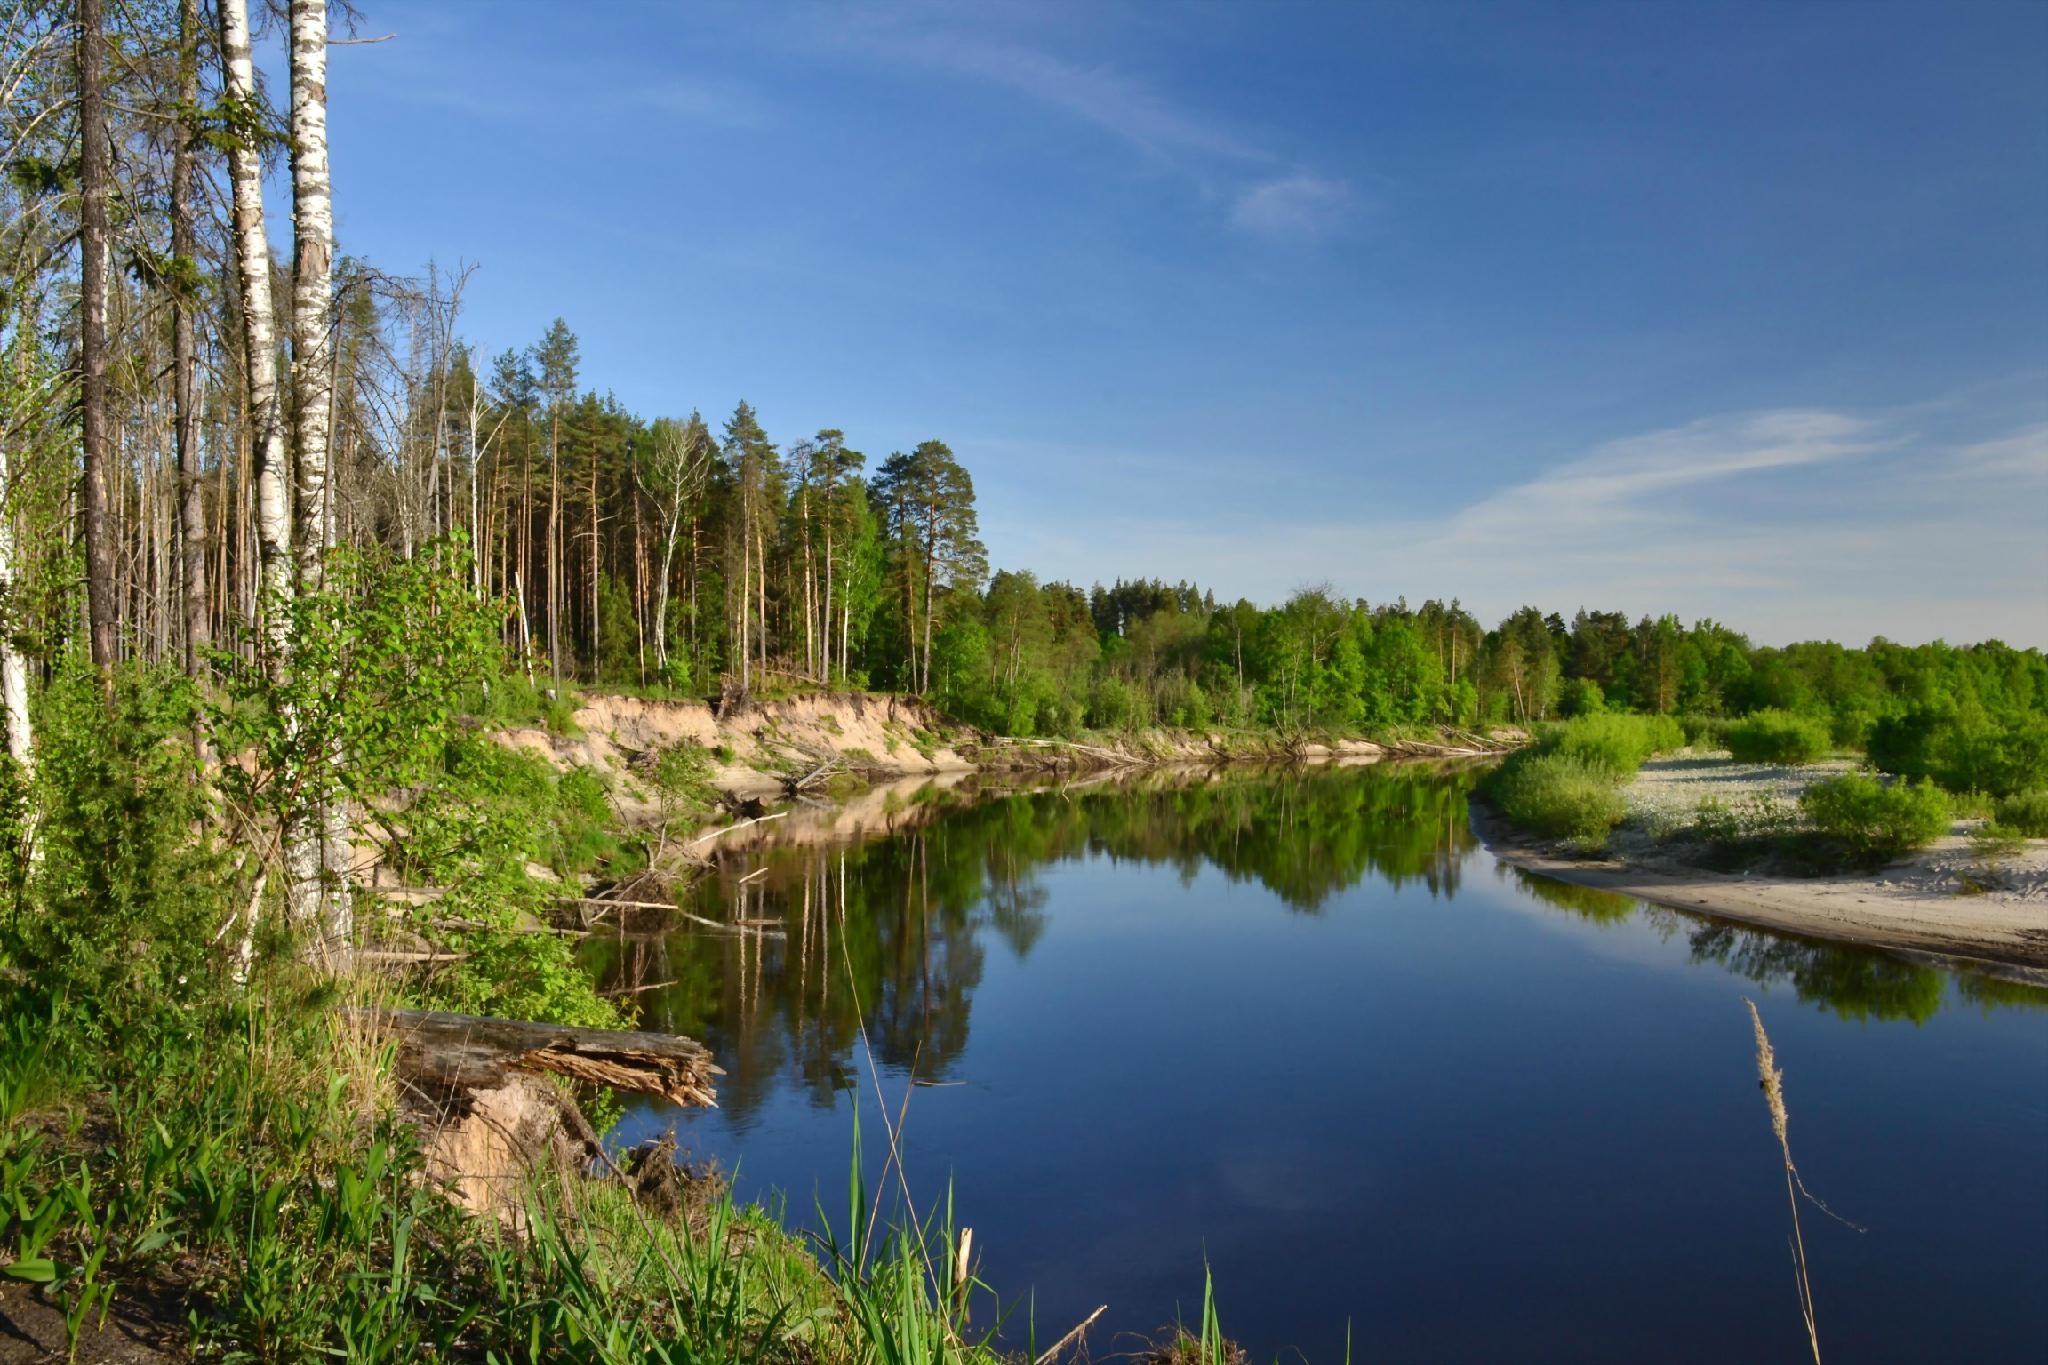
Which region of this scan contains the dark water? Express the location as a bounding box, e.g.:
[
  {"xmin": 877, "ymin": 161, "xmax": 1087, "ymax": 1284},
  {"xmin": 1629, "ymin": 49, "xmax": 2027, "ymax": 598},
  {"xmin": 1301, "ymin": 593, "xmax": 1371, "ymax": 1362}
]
[{"xmin": 591, "ymin": 762, "xmax": 2048, "ymax": 1364}]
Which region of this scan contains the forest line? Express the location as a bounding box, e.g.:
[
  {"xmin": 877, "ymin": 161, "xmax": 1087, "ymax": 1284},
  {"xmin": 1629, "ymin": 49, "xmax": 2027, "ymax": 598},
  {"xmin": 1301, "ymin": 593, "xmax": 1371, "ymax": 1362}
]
[
  {"xmin": 10, "ymin": 5, "xmax": 2045, "ymax": 732},
  {"xmin": 5, "ymin": 0, "xmax": 2046, "ymax": 941}
]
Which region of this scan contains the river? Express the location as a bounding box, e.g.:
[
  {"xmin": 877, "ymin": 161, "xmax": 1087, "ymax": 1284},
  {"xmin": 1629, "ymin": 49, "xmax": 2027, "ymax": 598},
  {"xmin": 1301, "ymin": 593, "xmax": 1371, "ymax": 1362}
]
[{"xmin": 590, "ymin": 760, "xmax": 2048, "ymax": 1363}]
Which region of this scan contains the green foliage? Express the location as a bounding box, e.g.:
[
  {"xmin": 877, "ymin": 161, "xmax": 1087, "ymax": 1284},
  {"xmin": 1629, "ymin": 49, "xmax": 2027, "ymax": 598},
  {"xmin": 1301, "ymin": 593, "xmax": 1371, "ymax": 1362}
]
[
  {"xmin": 1990, "ymin": 789, "xmax": 2048, "ymax": 837},
  {"xmin": 653, "ymin": 741, "xmax": 723, "ymax": 814},
  {"xmin": 6, "ymin": 660, "xmax": 229, "ymax": 1025},
  {"xmin": 1480, "ymin": 752, "xmax": 1629, "ymax": 850},
  {"xmin": 1557, "ymin": 678, "xmax": 1607, "ymax": 717},
  {"xmin": 1679, "ymin": 713, "xmax": 1727, "ymax": 749},
  {"xmin": 213, "ymin": 535, "xmax": 507, "ymax": 834},
  {"xmin": 1535, "ymin": 712, "xmax": 1685, "ymax": 775},
  {"xmin": 1722, "ymin": 709, "xmax": 1832, "ymax": 765},
  {"xmin": 382, "ymin": 738, "xmax": 625, "ymax": 1029},
  {"xmin": 470, "ymin": 671, "xmax": 582, "ymax": 734},
  {"xmin": 0, "ymin": 985, "xmax": 1022, "ymax": 1365},
  {"xmin": 1868, "ymin": 703, "xmax": 2048, "ymax": 796},
  {"xmin": 1799, "ymin": 774, "xmax": 1951, "ymax": 864}
]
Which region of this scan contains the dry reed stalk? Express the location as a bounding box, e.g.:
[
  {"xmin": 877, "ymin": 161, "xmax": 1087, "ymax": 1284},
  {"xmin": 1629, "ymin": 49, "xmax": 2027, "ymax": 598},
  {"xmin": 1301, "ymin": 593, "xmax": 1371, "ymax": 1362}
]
[
  {"xmin": 1746, "ymin": 998, "xmax": 1821, "ymax": 1365},
  {"xmin": 1035, "ymin": 1304, "xmax": 1108, "ymax": 1365}
]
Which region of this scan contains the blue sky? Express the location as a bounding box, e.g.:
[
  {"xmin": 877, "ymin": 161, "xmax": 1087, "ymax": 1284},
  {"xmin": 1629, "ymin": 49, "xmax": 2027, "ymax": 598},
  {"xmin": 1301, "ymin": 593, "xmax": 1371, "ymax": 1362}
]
[{"xmin": 311, "ymin": 0, "xmax": 2046, "ymax": 645}]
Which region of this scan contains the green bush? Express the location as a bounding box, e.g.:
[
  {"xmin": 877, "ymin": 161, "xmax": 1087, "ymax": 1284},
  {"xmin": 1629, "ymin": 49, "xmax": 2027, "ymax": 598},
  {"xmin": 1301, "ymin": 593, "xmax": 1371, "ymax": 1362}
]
[
  {"xmin": 1870, "ymin": 704, "xmax": 2048, "ymax": 797},
  {"xmin": 1799, "ymin": 773, "xmax": 1950, "ymax": 864},
  {"xmin": 1723, "ymin": 709, "xmax": 1831, "ymax": 765},
  {"xmin": 1679, "ymin": 713, "xmax": 1727, "ymax": 750},
  {"xmin": 1482, "ymin": 752, "xmax": 1629, "ymax": 850},
  {"xmin": 1536, "ymin": 712, "xmax": 1685, "ymax": 776},
  {"xmin": 1991, "ymin": 789, "xmax": 2048, "ymax": 837},
  {"xmin": 1932, "ymin": 716, "xmax": 2048, "ymax": 797}
]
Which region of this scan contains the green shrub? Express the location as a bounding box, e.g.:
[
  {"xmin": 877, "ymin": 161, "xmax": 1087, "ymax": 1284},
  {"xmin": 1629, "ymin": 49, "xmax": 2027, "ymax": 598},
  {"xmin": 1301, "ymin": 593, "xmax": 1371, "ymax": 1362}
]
[
  {"xmin": 1933, "ymin": 716, "xmax": 2048, "ymax": 797},
  {"xmin": 1870, "ymin": 704, "xmax": 2048, "ymax": 797},
  {"xmin": 1482, "ymin": 752, "xmax": 1629, "ymax": 850},
  {"xmin": 1799, "ymin": 773, "xmax": 1950, "ymax": 864},
  {"xmin": 1723, "ymin": 709, "xmax": 1831, "ymax": 765},
  {"xmin": 1991, "ymin": 789, "xmax": 2048, "ymax": 837},
  {"xmin": 1679, "ymin": 713, "xmax": 1727, "ymax": 750},
  {"xmin": 1536, "ymin": 712, "xmax": 1684, "ymax": 775}
]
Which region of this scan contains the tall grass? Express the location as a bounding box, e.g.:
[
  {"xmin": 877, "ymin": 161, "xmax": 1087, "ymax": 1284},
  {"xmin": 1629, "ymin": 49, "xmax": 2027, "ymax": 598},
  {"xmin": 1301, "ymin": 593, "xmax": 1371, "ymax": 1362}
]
[{"xmin": 0, "ymin": 981, "xmax": 1014, "ymax": 1365}]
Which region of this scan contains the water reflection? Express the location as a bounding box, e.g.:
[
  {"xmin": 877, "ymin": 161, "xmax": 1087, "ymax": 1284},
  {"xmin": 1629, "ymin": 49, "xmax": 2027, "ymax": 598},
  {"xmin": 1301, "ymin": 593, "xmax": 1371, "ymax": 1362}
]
[
  {"xmin": 584, "ymin": 760, "xmax": 2046, "ymax": 1124},
  {"xmin": 1502, "ymin": 859, "xmax": 2048, "ymax": 1023}
]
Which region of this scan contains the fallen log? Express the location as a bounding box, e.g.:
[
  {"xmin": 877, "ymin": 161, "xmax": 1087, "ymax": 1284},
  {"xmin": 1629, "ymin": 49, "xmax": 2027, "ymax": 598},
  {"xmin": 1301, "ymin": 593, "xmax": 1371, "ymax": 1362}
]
[{"xmin": 360, "ymin": 1007, "xmax": 723, "ymax": 1109}]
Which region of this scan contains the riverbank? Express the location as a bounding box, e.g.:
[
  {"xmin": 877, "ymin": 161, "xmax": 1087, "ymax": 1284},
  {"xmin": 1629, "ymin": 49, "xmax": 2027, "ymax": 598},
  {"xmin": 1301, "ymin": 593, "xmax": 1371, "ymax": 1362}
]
[
  {"xmin": 493, "ymin": 687, "xmax": 1515, "ymax": 831},
  {"xmin": 1471, "ymin": 766, "xmax": 2048, "ymax": 979}
]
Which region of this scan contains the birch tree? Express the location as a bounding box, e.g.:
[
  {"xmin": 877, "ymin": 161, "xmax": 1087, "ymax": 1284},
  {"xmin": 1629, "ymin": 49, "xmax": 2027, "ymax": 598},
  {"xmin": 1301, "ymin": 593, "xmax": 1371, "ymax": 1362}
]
[
  {"xmin": 287, "ymin": 0, "xmax": 350, "ymax": 960},
  {"xmin": 77, "ymin": 0, "xmax": 116, "ymax": 671},
  {"xmin": 0, "ymin": 3, "xmax": 63, "ymax": 773},
  {"xmin": 172, "ymin": 0, "xmax": 208, "ymax": 680},
  {"xmin": 642, "ymin": 412, "xmax": 711, "ymax": 682},
  {"xmin": 218, "ymin": 0, "xmax": 292, "ymax": 668}
]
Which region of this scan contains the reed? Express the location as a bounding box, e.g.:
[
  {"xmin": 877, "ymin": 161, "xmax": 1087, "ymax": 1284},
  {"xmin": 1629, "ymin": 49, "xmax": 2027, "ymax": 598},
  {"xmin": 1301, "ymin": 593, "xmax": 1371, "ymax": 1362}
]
[{"xmin": 1745, "ymin": 998, "xmax": 1821, "ymax": 1365}]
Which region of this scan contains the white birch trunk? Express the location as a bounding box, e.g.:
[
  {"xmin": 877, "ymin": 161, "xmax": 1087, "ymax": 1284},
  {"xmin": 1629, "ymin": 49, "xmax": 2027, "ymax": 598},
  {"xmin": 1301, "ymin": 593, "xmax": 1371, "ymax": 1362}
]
[
  {"xmin": 288, "ymin": 0, "xmax": 350, "ymax": 965},
  {"xmin": 219, "ymin": 0, "xmax": 292, "ymax": 669},
  {"xmin": 221, "ymin": 0, "xmax": 310, "ymax": 961},
  {"xmin": 0, "ymin": 433, "xmax": 31, "ymax": 776}
]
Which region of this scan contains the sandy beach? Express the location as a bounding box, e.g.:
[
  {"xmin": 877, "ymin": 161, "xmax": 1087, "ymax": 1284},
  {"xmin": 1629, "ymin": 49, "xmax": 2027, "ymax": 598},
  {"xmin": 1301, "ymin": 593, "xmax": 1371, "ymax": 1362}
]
[{"xmin": 1472, "ymin": 756, "xmax": 2048, "ymax": 980}]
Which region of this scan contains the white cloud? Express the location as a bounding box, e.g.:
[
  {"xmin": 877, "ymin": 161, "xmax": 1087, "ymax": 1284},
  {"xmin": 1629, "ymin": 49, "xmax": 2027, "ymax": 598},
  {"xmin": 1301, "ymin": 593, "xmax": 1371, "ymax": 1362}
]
[{"xmin": 1229, "ymin": 174, "xmax": 1360, "ymax": 242}]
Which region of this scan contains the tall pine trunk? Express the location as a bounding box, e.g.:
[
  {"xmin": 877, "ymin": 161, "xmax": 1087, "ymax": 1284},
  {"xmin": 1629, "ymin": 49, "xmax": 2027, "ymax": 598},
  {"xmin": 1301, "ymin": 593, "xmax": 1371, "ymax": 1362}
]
[{"xmin": 548, "ymin": 410, "xmax": 561, "ymax": 685}]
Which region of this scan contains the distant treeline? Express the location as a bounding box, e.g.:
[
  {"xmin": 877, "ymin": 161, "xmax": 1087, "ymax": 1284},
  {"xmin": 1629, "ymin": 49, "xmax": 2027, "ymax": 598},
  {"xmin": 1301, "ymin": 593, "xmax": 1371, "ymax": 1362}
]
[{"xmin": 5, "ymin": 0, "xmax": 2040, "ymax": 773}]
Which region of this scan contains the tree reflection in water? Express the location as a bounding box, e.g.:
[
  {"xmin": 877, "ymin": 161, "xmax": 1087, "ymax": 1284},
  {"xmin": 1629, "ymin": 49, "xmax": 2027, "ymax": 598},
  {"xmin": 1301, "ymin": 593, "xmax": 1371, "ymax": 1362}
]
[{"xmin": 586, "ymin": 761, "xmax": 2045, "ymax": 1123}]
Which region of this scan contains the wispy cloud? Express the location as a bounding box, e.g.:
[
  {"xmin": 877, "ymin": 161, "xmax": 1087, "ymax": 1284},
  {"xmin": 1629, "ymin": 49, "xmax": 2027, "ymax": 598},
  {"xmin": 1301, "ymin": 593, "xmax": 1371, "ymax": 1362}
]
[
  {"xmin": 1952, "ymin": 422, "xmax": 2048, "ymax": 479},
  {"xmin": 815, "ymin": 9, "xmax": 1361, "ymax": 243},
  {"xmin": 1230, "ymin": 173, "xmax": 1366, "ymax": 242},
  {"xmin": 632, "ymin": 77, "xmax": 774, "ymax": 131},
  {"xmin": 1439, "ymin": 409, "xmax": 1882, "ymax": 544},
  {"xmin": 888, "ymin": 30, "xmax": 1260, "ymax": 163},
  {"xmin": 979, "ymin": 405, "xmax": 2048, "ymax": 646}
]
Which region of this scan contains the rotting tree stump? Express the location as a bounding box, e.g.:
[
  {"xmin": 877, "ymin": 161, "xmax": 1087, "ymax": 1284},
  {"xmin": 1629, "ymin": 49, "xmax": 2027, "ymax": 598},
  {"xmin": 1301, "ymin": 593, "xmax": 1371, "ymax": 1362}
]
[{"xmin": 358, "ymin": 1007, "xmax": 723, "ymax": 1109}]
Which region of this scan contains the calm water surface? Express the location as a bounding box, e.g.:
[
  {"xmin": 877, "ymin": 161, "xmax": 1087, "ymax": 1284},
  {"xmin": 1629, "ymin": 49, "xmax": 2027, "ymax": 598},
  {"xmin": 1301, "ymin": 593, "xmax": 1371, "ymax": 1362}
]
[{"xmin": 591, "ymin": 762, "xmax": 2048, "ymax": 1364}]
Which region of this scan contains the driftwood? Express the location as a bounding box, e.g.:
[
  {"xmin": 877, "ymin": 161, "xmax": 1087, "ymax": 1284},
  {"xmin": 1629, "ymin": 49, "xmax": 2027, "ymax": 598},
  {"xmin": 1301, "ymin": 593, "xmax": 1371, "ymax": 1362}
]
[
  {"xmin": 682, "ymin": 809, "xmax": 788, "ymax": 850},
  {"xmin": 363, "ymin": 1007, "xmax": 723, "ymax": 1109},
  {"xmin": 782, "ymin": 757, "xmax": 843, "ymax": 795}
]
